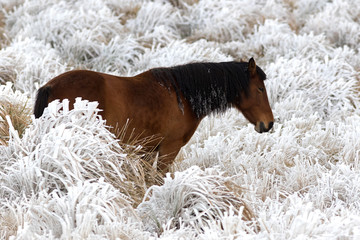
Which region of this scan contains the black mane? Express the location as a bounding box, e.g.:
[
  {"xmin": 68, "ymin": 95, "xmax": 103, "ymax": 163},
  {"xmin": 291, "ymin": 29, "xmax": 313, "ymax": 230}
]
[{"xmin": 150, "ymin": 61, "xmax": 266, "ymax": 118}]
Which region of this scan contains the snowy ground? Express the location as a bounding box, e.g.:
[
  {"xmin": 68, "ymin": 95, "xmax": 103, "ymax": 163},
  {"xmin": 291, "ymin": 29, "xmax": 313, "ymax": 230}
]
[{"xmin": 0, "ymin": 0, "xmax": 360, "ymax": 239}]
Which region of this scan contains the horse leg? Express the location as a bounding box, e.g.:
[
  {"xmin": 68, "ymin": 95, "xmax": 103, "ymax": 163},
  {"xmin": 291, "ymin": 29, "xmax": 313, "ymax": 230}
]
[{"xmin": 157, "ymin": 140, "xmax": 183, "ymax": 174}]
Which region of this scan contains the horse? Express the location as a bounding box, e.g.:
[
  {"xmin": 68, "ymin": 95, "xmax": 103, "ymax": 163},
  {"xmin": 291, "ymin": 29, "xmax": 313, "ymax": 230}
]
[{"xmin": 34, "ymin": 58, "xmax": 274, "ymax": 173}]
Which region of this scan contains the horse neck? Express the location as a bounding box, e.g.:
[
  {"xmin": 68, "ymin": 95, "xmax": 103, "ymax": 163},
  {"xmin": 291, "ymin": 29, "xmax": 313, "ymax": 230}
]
[
  {"xmin": 150, "ymin": 62, "xmax": 246, "ymax": 119},
  {"xmin": 177, "ymin": 75, "xmax": 237, "ymax": 119}
]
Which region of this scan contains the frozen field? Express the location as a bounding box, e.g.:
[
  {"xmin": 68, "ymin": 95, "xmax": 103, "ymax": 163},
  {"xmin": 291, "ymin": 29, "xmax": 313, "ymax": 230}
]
[{"xmin": 0, "ymin": 0, "xmax": 360, "ymax": 239}]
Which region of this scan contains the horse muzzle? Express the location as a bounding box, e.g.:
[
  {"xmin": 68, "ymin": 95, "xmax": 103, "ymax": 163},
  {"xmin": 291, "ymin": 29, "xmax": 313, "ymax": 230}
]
[{"xmin": 255, "ymin": 121, "xmax": 274, "ymax": 133}]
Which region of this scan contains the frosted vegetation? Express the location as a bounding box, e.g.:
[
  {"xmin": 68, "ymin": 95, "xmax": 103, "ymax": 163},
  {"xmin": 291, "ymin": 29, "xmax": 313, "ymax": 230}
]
[{"xmin": 0, "ymin": 0, "xmax": 360, "ymax": 239}]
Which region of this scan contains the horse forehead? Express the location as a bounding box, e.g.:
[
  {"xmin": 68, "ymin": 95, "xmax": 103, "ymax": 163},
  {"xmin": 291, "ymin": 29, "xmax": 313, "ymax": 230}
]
[{"xmin": 249, "ymin": 75, "xmax": 263, "ymax": 86}]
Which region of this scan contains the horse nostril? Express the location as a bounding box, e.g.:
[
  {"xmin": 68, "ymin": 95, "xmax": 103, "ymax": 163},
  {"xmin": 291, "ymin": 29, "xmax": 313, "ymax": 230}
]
[
  {"xmin": 268, "ymin": 121, "xmax": 274, "ymax": 130},
  {"xmin": 259, "ymin": 121, "xmax": 273, "ymax": 133},
  {"xmin": 256, "ymin": 121, "xmax": 274, "ymax": 133},
  {"xmin": 260, "ymin": 122, "xmax": 266, "ymax": 133}
]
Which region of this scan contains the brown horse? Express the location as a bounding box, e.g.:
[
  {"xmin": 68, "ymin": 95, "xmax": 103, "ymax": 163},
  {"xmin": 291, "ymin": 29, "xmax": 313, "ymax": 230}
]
[{"xmin": 34, "ymin": 58, "xmax": 274, "ymax": 173}]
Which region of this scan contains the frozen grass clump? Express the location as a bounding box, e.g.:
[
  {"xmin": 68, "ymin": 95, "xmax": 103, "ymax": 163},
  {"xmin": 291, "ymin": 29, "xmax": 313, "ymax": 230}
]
[
  {"xmin": 184, "ymin": 0, "xmax": 262, "ymax": 43},
  {"xmin": 255, "ymin": 168, "xmax": 360, "ymax": 238},
  {"xmin": 0, "ymin": 99, "xmax": 123, "ymax": 199},
  {"xmin": 265, "ymin": 56, "xmax": 360, "ymax": 121},
  {"xmin": 137, "ymin": 166, "xmax": 253, "ymax": 235},
  {"xmin": 0, "ymin": 37, "xmax": 67, "ymax": 96},
  {"xmin": 126, "ymin": 1, "xmax": 182, "ymax": 38},
  {"xmin": 222, "ymin": 20, "xmax": 332, "ymax": 64},
  {"xmin": 335, "ymin": 116, "xmax": 360, "ymax": 166},
  {"xmin": 131, "ymin": 39, "xmax": 231, "ymax": 74},
  {"xmin": 61, "ymin": 34, "xmax": 145, "ymax": 74},
  {"xmin": 301, "ymin": 0, "xmax": 360, "ymax": 48},
  {"xmin": 0, "ymin": 99, "xmax": 162, "ymax": 237},
  {"xmin": 0, "ymin": 99, "xmax": 150, "ymax": 238},
  {"xmin": 4, "ymin": 0, "xmax": 132, "ymax": 70},
  {"xmin": 178, "ymin": 114, "xmax": 333, "ymax": 194},
  {"xmin": 5, "ymin": 0, "xmax": 124, "ymax": 46},
  {"xmin": 0, "ymin": 99, "xmax": 161, "ymax": 205},
  {"xmin": 1, "ymin": 180, "xmax": 141, "ymax": 239},
  {"xmin": 285, "ymin": 0, "xmax": 328, "ymax": 31}
]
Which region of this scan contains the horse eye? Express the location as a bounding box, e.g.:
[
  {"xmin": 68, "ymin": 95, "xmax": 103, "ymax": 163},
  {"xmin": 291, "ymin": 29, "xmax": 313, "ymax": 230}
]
[{"xmin": 258, "ymin": 87, "xmax": 264, "ymax": 93}]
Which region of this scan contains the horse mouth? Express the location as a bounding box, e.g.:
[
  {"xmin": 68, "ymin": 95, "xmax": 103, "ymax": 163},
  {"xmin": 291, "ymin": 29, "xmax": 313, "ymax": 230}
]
[{"xmin": 255, "ymin": 121, "xmax": 274, "ymax": 133}]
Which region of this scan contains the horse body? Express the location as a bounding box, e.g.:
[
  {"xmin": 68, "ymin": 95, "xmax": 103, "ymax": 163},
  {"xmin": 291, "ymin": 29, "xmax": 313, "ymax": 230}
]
[
  {"xmin": 35, "ymin": 69, "xmax": 201, "ymax": 170},
  {"xmin": 34, "ymin": 58, "xmax": 274, "ymax": 173}
]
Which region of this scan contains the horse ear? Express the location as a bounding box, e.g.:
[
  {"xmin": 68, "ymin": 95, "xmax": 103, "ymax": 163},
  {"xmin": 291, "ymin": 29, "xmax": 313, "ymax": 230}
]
[{"xmin": 248, "ymin": 57, "xmax": 256, "ymax": 76}]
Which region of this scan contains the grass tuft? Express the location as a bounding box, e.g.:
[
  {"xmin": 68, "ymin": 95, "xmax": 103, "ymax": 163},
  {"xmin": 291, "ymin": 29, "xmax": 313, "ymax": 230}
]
[
  {"xmin": 112, "ymin": 122, "xmax": 165, "ymax": 206},
  {"xmin": 0, "ymin": 99, "xmax": 31, "ymax": 145}
]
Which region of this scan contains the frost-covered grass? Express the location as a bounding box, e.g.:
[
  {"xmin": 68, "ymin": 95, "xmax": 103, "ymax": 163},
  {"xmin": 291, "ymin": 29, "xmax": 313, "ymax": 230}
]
[{"xmin": 0, "ymin": 0, "xmax": 360, "ymax": 239}]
